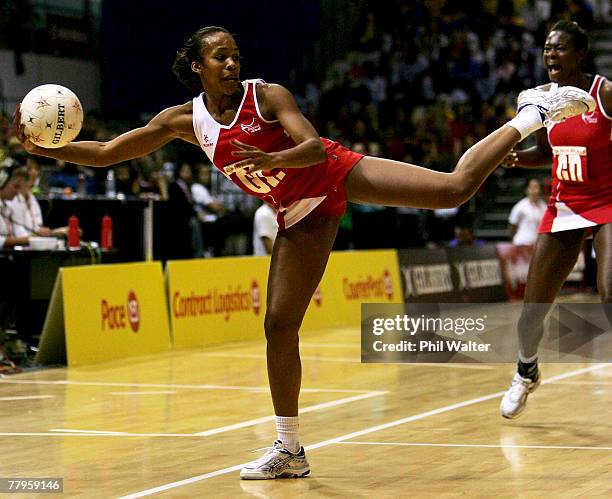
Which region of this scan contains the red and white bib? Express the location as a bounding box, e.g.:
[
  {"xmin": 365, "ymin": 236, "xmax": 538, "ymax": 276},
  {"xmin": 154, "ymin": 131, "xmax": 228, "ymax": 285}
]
[
  {"xmin": 540, "ymin": 75, "xmax": 612, "ymax": 232},
  {"xmin": 192, "ymin": 79, "xmax": 362, "ymax": 228}
]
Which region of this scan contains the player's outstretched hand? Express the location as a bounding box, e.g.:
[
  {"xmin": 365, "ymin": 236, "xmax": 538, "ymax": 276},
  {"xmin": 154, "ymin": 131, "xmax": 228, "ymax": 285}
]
[
  {"xmin": 12, "ymin": 105, "xmax": 44, "ymax": 155},
  {"xmin": 501, "ymin": 150, "xmax": 519, "ymax": 168},
  {"xmin": 230, "ymin": 140, "xmax": 280, "ymax": 173}
]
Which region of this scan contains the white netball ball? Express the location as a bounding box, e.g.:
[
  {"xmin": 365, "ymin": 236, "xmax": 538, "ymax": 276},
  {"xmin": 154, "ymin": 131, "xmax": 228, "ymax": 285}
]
[{"xmin": 20, "ymin": 84, "xmax": 83, "ymax": 149}]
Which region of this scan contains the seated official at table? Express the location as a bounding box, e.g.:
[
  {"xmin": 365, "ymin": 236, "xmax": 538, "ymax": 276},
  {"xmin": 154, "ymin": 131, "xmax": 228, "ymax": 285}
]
[
  {"xmin": 8, "ymin": 157, "xmax": 68, "ymax": 237},
  {"xmin": 0, "ymin": 164, "xmax": 30, "ymax": 249}
]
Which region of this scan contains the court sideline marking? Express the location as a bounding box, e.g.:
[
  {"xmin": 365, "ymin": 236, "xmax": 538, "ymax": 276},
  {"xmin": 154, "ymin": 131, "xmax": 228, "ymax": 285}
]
[
  {"xmin": 0, "ymin": 379, "xmax": 372, "ymax": 394},
  {"xmin": 0, "ymin": 395, "xmax": 55, "ymax": 401},
  {"xmin": 339, "ymin": 441, "xmax": 612, "ymax": 451},
  {"xmin": 197, "ymin": 352, "xmax": 495, "ymax": 369},
  {"xmin": 194, "ymin": 390, "xmax": 387, "ymax": 436},
  {"xmin": 0, "ymin": 391, "xmax": 387, "ymax": 439},
  {"xmin": 117, "ymin": 363, "xmax": 608, "ymax": 499}
]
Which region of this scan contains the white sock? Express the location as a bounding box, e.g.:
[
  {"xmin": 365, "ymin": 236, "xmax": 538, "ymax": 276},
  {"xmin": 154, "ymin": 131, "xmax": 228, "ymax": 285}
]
[
  {"xmin": 518, "ymin": 351, "xmax": 539, "ymax": 364},
  {"xmin": 505, "ymin": 106, "xmax": 544, "ymax": 141},
  {"xmin": 276, "ymin": 415, "xmax": 300, "ymax": 453}
]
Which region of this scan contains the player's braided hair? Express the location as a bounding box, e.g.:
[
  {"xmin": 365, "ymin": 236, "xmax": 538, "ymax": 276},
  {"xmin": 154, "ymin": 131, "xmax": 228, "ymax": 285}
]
[
  {"xmin": 549, "ymin": 20, "xmax": 590, "ymax": 55},
  {"xmin": 172, "ymin": 26, "xmax": 232, "ymax": 94}
]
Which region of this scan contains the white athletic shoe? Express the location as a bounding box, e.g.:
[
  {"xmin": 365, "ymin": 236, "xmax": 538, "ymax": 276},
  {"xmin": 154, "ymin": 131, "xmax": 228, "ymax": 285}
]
[
  {"xmin": 500, "ymin": 372, "xmax": 541, "ymax": 419},
  {"xmin": 240, "ymin": 440, "xmax": 310, "ymax": 480},
  {"xmin": 517, "ymin": 86, "xmax": 596, "ymax": 126}
]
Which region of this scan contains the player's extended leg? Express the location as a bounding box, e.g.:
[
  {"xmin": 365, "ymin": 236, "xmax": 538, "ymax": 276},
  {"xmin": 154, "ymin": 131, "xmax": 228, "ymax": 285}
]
[
  {"xmin": 346, "ymin": 127, "xmax": 520, "ymax": 209},
  {"xmin": 500, "ymin": 229, "xmax": 585, "ymax": 419},
  {"xmin": 240, "ymin": 214, "xmax": 341, "ymax": 480},
  {"xmin": 593, "ymin": 223, "xmax": 612, "ymax": 303},
  {"xmin": 593, "ymin": 223, "xmax": 612, "ymax": 331},
  {"xmin": 345, "ymin": 85, "xmax": 596, "ymax": 209},
  {"xmin": 519, "ymin": 230, "xmax": 586, "ymax": 356}
]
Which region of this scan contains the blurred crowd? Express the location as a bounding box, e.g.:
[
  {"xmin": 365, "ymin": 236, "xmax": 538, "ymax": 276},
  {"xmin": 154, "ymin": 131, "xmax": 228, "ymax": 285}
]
[
  {"xmin": 0, "ymin": 0, "xmax": 604, "ymax": 256},
  {"xmin": 292, "ymin": 0, "xmax": 599, "ymax": 247}
]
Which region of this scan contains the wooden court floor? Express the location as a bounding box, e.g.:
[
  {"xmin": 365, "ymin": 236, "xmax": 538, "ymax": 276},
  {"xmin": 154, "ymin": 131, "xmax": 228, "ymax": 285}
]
[{"xmin": 1, "ymin": 319, "xmax": 610, "ymax": 497}]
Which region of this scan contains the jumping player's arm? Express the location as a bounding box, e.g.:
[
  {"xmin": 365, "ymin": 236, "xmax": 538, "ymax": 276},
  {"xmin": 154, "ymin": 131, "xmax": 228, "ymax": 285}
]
[
  {"xmin": 13, "ymin": 102, "xmax": 196, "ymax": 167},
  {"xmin": 231, "ymin": 83, "xmax": 326, "ymax": 172},
  {"xmin": 504, "ymin": 128, "xmax": 553, "ymax": 169}
]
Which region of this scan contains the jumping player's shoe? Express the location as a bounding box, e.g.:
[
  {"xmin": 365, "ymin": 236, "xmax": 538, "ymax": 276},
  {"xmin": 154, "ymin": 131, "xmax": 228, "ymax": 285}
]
[
  {"xmin": 517, "ymin": 86, "xmax": 596, "ymax": 126},
  {"xmin": 500, "ymin": 372, "xmax": 541, "ymax": 419},
  {"xmin": 240, "ymin": 440, "xmax": 310, "ymax": 480}
]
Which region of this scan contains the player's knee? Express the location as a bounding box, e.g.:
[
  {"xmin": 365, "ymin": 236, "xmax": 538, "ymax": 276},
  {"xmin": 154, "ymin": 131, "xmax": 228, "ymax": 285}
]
[
  {"xmin": 517, "ymin": 314, "xmax": 531, "ymax": 336},
  {"xmin": 598, "ymin": 281, "xmax": 612, "ymax": 303},
  {"xmin": 596, "ymin": 264, "xmax": 612, "ymax": 302},
  {"xmin": 264, "ymin": 311, "xmax": 300, "ymax": 349},
  {"xmin": 517, "ymin": 304, "xmax": 547, "ymax": 334}
]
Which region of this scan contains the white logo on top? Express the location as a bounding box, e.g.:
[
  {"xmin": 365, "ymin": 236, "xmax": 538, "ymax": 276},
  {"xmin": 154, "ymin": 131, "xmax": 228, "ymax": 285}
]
[
  {"xmin": 582, "ymin": 112, "xmax": 598, "ymax": 124},
  {"xmin": 240, "ymin": 117, "xmax": 262, "ymax": 135}
]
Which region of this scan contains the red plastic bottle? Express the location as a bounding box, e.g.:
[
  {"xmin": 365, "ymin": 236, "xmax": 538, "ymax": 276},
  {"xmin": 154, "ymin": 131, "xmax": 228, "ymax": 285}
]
[
  {"xmin": 101, "ymin": 215, "xmax": 113, "ymax": 250},
  {"xmin": 68, "ymin": 215, "xmax": 80, "ymax": 250}
]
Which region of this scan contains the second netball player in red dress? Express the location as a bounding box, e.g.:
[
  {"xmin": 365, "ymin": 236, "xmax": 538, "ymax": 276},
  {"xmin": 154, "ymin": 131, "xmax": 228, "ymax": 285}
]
[{"xmin": 501, "ymin": 21, "xmax": 612, "ymax": 419}]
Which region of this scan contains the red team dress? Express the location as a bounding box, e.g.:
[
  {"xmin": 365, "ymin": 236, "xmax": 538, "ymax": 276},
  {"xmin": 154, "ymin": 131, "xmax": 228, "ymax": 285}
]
[
  {"xmin": 540, "ymin": 74, "xmax": 612, "ymax": 232},
  {"xmin": 192, "ymin": 79, "xmax": 364, "ymax": 229}
]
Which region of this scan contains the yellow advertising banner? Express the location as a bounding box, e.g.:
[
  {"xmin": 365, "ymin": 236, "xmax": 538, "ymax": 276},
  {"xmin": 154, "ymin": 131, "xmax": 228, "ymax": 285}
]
[
  {"xmin": 167, "ymin": 250, "xmax": 402, "ymax": 349},
  {"xmin": 167, "ymin": 256, "xmax": 270, "ymax": 349},
  {"xmin": 301, "ymin": 249, "xmax": 403, "ymax": 331},
  {"xmin": 61, "ymin": 262, "xmax": 171, "ymax": 365}
]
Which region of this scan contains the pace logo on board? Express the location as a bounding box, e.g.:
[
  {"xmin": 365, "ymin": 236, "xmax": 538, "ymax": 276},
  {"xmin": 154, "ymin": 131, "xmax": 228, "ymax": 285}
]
[
  {"xmin": 127, "ymin": 290, "xmax": 140, "ymax": 332},
  {"xmin": 101, "ymin": 290, "xmax": 140, "ymax": 333}
]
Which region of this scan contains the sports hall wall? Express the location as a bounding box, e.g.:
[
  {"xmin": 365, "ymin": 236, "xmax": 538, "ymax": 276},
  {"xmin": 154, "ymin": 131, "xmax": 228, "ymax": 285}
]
[
  {"xmin": 0, "ymin": 50, "xmax": 101, "ymax": 112},
  {"xmin": 37, "ymin": 245, "xmax": 524, "ymax": 366}
]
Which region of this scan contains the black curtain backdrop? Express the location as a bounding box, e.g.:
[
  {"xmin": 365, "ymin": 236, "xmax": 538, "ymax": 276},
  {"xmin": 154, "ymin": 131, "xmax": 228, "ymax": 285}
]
[{"xmin": 99, "ymin": 0, "xmax": 319, "ymax": 118}]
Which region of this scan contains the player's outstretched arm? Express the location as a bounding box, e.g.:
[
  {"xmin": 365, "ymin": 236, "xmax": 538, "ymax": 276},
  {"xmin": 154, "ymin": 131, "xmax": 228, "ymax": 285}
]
[{"xmin": 13, "ymin": 103, "xmax": 194, "ymax": 167}]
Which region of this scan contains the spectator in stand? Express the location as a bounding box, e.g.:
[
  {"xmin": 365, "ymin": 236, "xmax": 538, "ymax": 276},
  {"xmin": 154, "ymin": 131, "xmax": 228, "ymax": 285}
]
[
  {"xmin": 253, "ymin": 201, "xmax": 278, "ymax": 256},
  {"xmin": 449, "ymin": 223, "xmax": 486, "ymax": 247},
  {"xmin": 0, "ymin": 164, "xmax": 30, "ymax": 249},
  {"xmin": 137, "ymin": 162, "xmax": 168, "ymax": 200},
  {"xmin": 168, "ymin": 162, "xmax": 197, "ymax": 259},
  {"xmin": 508, "ymin": 178, "xmax": 547, "ymax": 245},
  {"xmin": 48, "ymin": 159, "xmax": 78, "ymax": 192},
  {"xmin": 191, "ymin": 162, "xmax": 225, "ymax": 257},
  {"xmin": 114, "ymin": 163, "xmax": 140, "ymax": 197},
  {"xmin": 568, "ymin": 0, "xmax": 595, "ymax": 30}
]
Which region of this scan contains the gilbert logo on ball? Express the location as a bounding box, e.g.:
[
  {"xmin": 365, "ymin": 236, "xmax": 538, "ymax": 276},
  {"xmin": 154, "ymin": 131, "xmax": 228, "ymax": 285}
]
[
  {"xmin": 127, "ymin": 290, "xmax": 140, "ymax": 333},
  {"xmin": 20, "ymin": 84, "xmax": 83, "ymax": 148}
]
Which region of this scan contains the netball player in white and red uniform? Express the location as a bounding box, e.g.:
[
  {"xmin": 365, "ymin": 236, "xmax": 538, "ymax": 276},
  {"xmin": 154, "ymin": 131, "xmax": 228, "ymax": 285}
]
[
  {"xmin": 192, "ymin": 77, "xmax": 363, "ymax": 230},
  {"xmin": 14, "ymin": 26, "xmax": 593, "ymax": 479},
  {"xmin": 500, "ymin": 21, "xmax": 612, "ymax": 419}
]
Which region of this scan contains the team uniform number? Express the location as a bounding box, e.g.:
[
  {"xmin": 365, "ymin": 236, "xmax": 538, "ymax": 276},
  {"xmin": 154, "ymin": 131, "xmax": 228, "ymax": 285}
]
[
  {"xmin": 231, "ymin": 167, "xmax": 286, "ymax": 194},
  {"xmin": 553, "ymin": 146, "xmax": 587, "ymax": 182}
]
